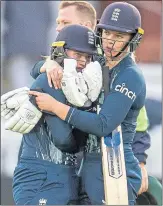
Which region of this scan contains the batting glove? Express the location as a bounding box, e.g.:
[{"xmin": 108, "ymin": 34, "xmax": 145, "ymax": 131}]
[{"xmin": 5, "ymin": 99, "xmax": 42, "ymax": 134}]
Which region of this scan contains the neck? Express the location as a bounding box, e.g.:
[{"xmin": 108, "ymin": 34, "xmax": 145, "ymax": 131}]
[
  {"xmin": 105, "ymin": 53, "xmax": 129, "ymax": 69},
  {"xmin": 106, "ymin": 58, "xmax": 121, "ymax": 69}
]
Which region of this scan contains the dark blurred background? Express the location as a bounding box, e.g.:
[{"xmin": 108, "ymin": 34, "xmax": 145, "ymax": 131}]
[{"xmin": 1, "ymin": 1, "xmax": 162, "ymax": 205}]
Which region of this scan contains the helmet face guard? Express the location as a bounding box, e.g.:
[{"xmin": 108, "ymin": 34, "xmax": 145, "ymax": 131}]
[
  {"xmin": 95, "ymin": 2, "xmax": 144, "ymax": 61},
  {"xmin": 51, "ymin": 41, "xmax": 67, "ymax": 67},
  {"xmin": 51, "ymin": 41, "xmax": 93, "ymax": 69},
  {"xmin": 95, "ymin": 27, "xmax": 144, "ymax": 61},
  {"xmin": 51, "ymin": 25, "xmax": 98, "ymax": 68}
]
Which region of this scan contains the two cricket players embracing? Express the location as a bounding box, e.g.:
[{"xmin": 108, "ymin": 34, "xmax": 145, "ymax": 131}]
[{"xmin": 1, "ymin": 1, "xmax": 162, "ymax": 205}]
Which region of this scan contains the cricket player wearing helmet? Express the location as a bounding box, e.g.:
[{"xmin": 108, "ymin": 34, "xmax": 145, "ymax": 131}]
[
  {"xmin": 30, "ymin": 2, "xmax": 154, "ymax": 200},
  {"xmin": 2, "ymin": 1, "xmax": 162, "ymax": 205},
  {"xmin": 3, "ymin": 24, "xmax": 102, "ymax": 205},
  {"xmin": 29, "ymin": 2, "xmax": 148, "ymax": 205}
]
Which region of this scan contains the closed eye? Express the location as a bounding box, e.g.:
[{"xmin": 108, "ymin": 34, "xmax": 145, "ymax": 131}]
[{"xmin": 116, "ymin": 35, "xmax": 124, "ymax": 39}]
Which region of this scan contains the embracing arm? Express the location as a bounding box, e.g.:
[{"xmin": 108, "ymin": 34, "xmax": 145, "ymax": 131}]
[
  {"xmin": 132, "ymin": 106, "xmax": 151, "ymax": 194},
  {"xmin": 30, "ymin": 60, "xmax": 45, "ymax": 79},
  {"xmin": 132, "ymin": 131, "xmax": 151, "ymax": 164},
  {"xmin": 132, "ymin": 106, "xmax": 151, "ymax": 163},
  {"xmin": 31, "ymin": 73, "xmax": 76, "ymax": 152},
  {"xmin": 29, "ymin": 69, "xmax": 145, "ymax": 138},
  {"xmin": 30, "ymin": 57, "xmax": 64, "ymax": 89}
]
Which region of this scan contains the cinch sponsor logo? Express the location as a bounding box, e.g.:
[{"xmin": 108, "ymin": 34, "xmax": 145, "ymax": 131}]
[{"xmin": 115, "ymin": 83, "xmax": 136, "ymax": 101}]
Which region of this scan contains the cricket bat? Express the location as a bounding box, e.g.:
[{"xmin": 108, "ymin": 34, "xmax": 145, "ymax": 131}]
[
  {"xmin": 100, "ymin": 66, "xmax": 128, "ymax": 205},
  {"xmin": 101, "ymin": 127, "xmax": 128, "ymax": 205}
]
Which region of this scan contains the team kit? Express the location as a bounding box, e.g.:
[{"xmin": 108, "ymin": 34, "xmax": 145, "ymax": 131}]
[{"xmin": 1, "ymin": 1, "xmax": 162, "ymax": 205}]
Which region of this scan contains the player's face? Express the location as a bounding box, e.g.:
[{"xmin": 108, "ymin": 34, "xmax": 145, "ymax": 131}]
[
  {"xmin": 66, "ymin": 49, "xmax": 92, "ymax": 69},
  {"xmin": 56, "ymin": 6, "xmax": 83, "ymax": 32},
  {"xmin": 101, "ymin": 29, "xmax": 132, "ymax": 59}
]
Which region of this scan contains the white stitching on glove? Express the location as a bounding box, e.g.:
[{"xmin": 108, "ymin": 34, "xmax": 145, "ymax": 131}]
[
  {"xmin": 61, "ymin": 59, "xmax": 88, "ymax": 107},
  {"xmin": 1, "ymin": 87, "xmax": 29, "ymax": 119},
  {"xmin": 5, "ymin": 100, "xmax": 42, "ymax": 134},
  {"xmin": 82, "ymin": 61, "xmax": 102, "ymax": 102}
]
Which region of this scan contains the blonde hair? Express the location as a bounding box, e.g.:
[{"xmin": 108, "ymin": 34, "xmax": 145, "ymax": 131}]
[{"xmin": 59, "ymin": 1, "xmax": 97, "ymax": 30}]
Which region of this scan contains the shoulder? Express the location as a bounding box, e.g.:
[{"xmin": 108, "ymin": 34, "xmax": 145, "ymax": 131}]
[
  {"xmin": 118, "ymin": 57, "xmax": 146, "ymax": 86},
  {"xmin": 111, "ymin": 57, "xmax": 146, "ymax": 100},
  {"xmin": 32, "ymin": 73, "xmax": 50, "ymax": 91},
  {"xmin": 36, "ymin": 73, "xmax": 48, "ymax": 83},
  {"xmin": 93, "ymin": 54, "xmax": 105, "ymax": 66}
]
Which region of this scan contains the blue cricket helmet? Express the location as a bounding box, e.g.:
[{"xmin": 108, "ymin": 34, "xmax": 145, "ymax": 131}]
[
  {"xmin": 97, "ymin": 2, "xmax": 142, "ymax": 34},
  {"xmin": 96, "ymin": 2, "xmax": 144, "ymax": 58},
  {"xmin": 55, "ymin": 24, "xmax": 97, "ymax": 55}
]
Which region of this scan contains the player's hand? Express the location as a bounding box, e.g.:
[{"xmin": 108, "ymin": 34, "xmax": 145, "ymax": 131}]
[
  {"xmin": 40, "ymin": 57, "xmax": 63, "ymax": 89},
  {"xmin": 138, "ymin": 163, "xmax": 148, "ymax": 194},
  {"xmin": 61, "ymin": 59, "xmax": 88, "ymax": 107},
  {"xmin": 28, "ymin": 91, "xmax": 55, "ymax": 113},
  {"xmin": 5, "ymin": 100, "xmax": 42, "ymax": 134},
  {"xmin": 83, "ymin": 61, "xmax": 102, "ymax": 102},
  {"xmin": 1, "ymin": 87, "xmax": 29, "ymax": 119}
]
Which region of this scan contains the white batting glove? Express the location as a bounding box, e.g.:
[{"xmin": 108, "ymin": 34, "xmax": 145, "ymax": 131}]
[
  {"xmin": 5, "ymin": 99, "xmax": 42, "ymax": 134},
  {"xmin": 61, "ymin": 59, "xmax": 88, "ymax": 107},
  {"xmin": 63, "ymin": 58, "xmax": 78, "ymax": 76},
  {"xmin": 77, "ymin": 72, "xmax": 88, "ymax": 94},
  {"xmin": 1, "ymin": 87, "xmax": 29, "ymax": 119},
  {"xmin": 82, "ymin": 61, "xmax": 102, "ymax": 102}
]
